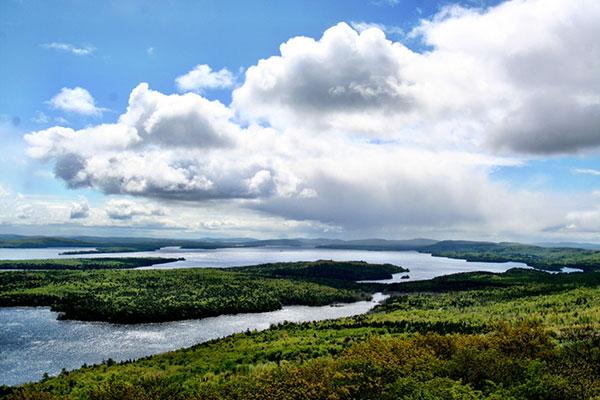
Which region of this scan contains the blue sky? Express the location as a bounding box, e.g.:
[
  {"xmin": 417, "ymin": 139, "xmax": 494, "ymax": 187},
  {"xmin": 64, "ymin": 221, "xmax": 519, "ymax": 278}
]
[
  {"xmin": 1, "ymin": 0, "xmax": 499, "ymax": 125},
  {"xmin": 1, "ymin": 0, "xmax": 599, "ymax": 241}
]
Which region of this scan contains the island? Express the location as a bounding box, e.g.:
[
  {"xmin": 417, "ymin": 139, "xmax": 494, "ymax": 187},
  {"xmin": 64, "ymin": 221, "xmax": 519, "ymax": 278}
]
[
  {"xmin": 0, "ymin": 260, "xmax": 407, "ymax": 323},
  {"xmin": 1, "ymin": 265, "xmax": 597, "ymax": 399}
]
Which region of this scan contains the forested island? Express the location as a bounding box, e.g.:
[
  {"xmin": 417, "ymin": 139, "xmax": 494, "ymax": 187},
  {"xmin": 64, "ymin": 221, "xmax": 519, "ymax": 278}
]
[
  {"xmin": 1, "ymin": 265, "xmax": 598, "ymax": 399},
  {"xmin": 0, "ymin": 260, "xmax": 405, "ymax": 323}
]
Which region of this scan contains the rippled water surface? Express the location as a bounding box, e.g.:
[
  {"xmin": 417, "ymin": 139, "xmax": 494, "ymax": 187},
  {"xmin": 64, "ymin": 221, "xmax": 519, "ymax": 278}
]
[{"xmin": 1, "ymin": 294, "xmax": 387, "ymax": 386}]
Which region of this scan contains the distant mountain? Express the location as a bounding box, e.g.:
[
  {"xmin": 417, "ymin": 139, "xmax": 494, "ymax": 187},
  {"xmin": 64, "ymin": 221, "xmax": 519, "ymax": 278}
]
[
  {"xmin": 0, "ymin": 235, "xmax": 93, "ymax": 248},
  {"xmin": 421, "ymin": 240, "xmax": 501, "ymax": 253},
  {"xmin": 536, "ymin": 242, "xmax": 600, "ymax": 251},
  {"xmin": 4, "ymin": 235, "xmax": 596, "ymax": 256},
  {"xmin": 317, "ymin": 238, "xmax": 438, "ymax": 251},
  {"xmin": 0, "ymin": 235, "xmax": 437, "ymax": 251}
]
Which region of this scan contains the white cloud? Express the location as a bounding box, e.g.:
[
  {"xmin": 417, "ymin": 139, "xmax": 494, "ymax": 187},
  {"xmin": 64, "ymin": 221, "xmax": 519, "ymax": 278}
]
[
  {"xmin": 147, "ymin": 46, "xmax": 155, "ymax": 56},
  {"xmin": 411, "ymin": 0, "xmax": 600, "ymax": 154},
  {"xmin": 175, "ymin": 64, "xmax": 235, "ymax": 93},
  {"xmin": 370, "ymin": 0, "xmax": 399, "ymax": 6},
  {"xmin": 232, "ymin": 23, "xmax": 419, "ymax": 135},
  {"xmin": 0, "ymin": 184, "xmax": 9, "ymax": 198},
  {"xmin": 27, "ymin": 80, "xmax": 524, "ymax": 232},
  {"xmin": 234, "ymin": 0, "xmax": 600, "ymax": 154},
  {"xmin": 26, "ymin": 83, "xmax": 285, "ymax": 200},
  {"xmin": 21, "ymin": 1, "xmax": 600, "ymax": 239},
  {"xmin": 32, "ymin": 111, "xmax": 50, "ymax": 124},
  {"xmin": 42, "ymin": 42, "xmax": 95, "ymax": 56},
  {"xmin": 572, "ymin": 168, "xmax": 600, "ymax": 176},
  {"xmin": 48, "ymin": 87, "xmax": 106, "ymax": 116},
  {"xmin": 70, "ymin": 197, "xmax": 90, "ymax": 219},
  {"xmin": 350, "ymin": 21, "xmax": 404, "ymax": 36},
  {"xmin": 554, "ymin": 206, "xmax": 600, "ymax": 233},
  {"xmin": 105, "ymin": 199, "xmax": 165, "ymax": 220}
]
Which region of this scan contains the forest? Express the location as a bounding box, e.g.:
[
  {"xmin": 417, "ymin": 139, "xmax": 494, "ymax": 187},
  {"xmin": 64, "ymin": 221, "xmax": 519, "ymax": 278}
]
[
  {"xmin": 420, "ymin": 241, "xmax": 600, "ymax": 272},
  {"xmin": 0, "ymin": 260, "xmax": 402, "ymax": 323},
  {"xmin": 234, "ymin": 260, "xmax": 407, "ymax": 281},
  {"xmin": 0, "ymin": 257, "xmax": 181, "ymax": 270},
  {"xmin": 1, "ymin": 266, "xmax": 598, "ymax": 399}
]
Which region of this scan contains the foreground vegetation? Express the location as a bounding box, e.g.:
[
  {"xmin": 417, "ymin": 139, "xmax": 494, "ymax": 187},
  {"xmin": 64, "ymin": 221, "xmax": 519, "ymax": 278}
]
[
  {"xmin": 0, "ymin": 261, "xmax": 402, "ymax": 323},
  {"xmin": 1, "ymin": 266, "xmax": 598, "ymax": 399},
  {"xmin": 0, "ymin": 257, "xmax": 180, "ymax": 270}
]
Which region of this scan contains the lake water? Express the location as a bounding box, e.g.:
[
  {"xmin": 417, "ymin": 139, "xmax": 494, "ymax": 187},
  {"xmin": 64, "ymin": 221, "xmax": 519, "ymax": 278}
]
[
  {"xmin": 0, "ymin": 247, "xmax": 531, "ymax": 386},
  {"xmin": 1, "ymin": 294, "xmax": 387, "ymax": 386},
  {"xmin": 0, "ymin": 246, "xmax": 529, "ymax": 282}
]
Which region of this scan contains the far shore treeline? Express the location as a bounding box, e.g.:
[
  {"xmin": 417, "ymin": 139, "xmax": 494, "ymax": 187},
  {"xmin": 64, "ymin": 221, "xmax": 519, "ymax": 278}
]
[{"xmin": 2, "ymin": 234, "xmax": 600, "ymax": 272}]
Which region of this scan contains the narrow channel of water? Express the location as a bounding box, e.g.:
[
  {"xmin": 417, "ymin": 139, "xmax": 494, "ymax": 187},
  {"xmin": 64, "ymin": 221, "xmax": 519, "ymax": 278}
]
[{"xmin": 0, "ymin": 293, "xmax": 388, "ymax": 386}]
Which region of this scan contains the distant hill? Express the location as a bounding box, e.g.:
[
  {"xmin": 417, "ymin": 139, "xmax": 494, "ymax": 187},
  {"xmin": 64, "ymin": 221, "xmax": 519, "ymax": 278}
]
[
  {"xmin": 420, "ymin": 240, "xmax": 600, "ymax": 272},
  {"xmin": 316, "ymin": 238, "xmax": 438, "ymax": 251},
  {"xmin": 536, "ymin": 242, "xmax": 600, "ymax": 251},
  {"xmin": 0, "ymin": 235, "xmax": 93, "ymax": 248},
  {"xmin": 0, "ymin": 235, "xmax": 436, "ymax": 251}
]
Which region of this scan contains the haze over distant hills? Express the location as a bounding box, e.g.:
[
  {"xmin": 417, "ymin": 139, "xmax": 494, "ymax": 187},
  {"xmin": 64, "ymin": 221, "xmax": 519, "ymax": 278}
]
[
  {"xmin": 0, "ymin": 234, "xmax": 438, "ymax": 251},
  {"xmin": 1, "ymin": 234, "xmax": 598, "ymax": 253},
  {"xmin": 535, "ymin": 242, "xmax": 600, "ymax": 251}
]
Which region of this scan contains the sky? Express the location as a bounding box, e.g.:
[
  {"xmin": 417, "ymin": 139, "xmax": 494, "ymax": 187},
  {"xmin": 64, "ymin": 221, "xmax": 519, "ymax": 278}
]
[{"xmin": 0, "ymin": 0, "xmax": 599, "ymax": 242}]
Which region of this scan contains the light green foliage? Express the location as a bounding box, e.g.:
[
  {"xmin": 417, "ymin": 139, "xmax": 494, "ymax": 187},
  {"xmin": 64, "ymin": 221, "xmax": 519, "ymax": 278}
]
[
  {"xmin": 2, "ymin": 268, "xmax": 599, "ymax": 399},
  {"xmin": 0, "ymin": 262, "xmax": 377, "ymax": 323}
]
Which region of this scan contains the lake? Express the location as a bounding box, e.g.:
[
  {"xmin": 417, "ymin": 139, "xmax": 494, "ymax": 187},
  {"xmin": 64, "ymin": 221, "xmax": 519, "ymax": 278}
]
[
  {"xmin": 1, "ymin": 294, "xmax": 387, "ymax": 386},
  {"xmin": 0, "ymin": 247, "xmax": 529, "ymax": 386},
  {"xmin": 0, "ymin": 246, "xmax": 528, "ymax": 282}
]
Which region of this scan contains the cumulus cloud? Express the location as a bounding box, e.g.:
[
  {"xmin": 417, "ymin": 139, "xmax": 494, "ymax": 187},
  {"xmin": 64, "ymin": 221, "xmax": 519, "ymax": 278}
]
[
  {"xmin": 175, "ymin": 64, "xmax": 235, "ymax": 93},
  {"xmin": 26, "ymin": 83, "xmax": 285, "ymax": 200},
  {"xmin": 47, "ymin": 87, "xmax": 106, "ymax": 116},
  {"xmin": 233, "ymin": 23, "xmax": 418, "ymax": 134},
  {"xmin": 22, "ymin": 0, "xmax": 600, "ymax": 239},
  {"xmin": 69, "ymin": 197, "xmax": 90, "ymax": 219},
  {"xmin": 412, "ymin": 0, "xmax": 600, "ymax": 154},
  {"xmin": 42, "ymin": 42, "xmax": 95, "ymax": 56},
  {"xmin": 233, "ymin": 1, "xmax": 600, "ymax": 153},
  {"xmin": 105, "ymin": 199, "xmax": 166, "ymax": 220}
]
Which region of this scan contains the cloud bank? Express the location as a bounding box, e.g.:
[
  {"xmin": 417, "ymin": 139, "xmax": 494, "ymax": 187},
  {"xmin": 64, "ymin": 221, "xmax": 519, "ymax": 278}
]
[{"xmin": 23, "ymin": 0, "xmax": 600, "ymax": 238}]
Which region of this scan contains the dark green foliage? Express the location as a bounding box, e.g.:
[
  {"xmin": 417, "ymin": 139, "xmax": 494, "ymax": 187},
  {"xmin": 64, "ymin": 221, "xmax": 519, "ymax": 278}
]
[
  {"xmin": 59, "ymin": 247, "xmax": 161, "ymax": 255},
  {"xmin": 0, "ymin": 236, "xmax": 92, "ymax": 248},
  {"xmin": 2, "ymin": 263, "xmax": 599, "ymax": 399},
  {"xmin": 0, "ymin": 257, "xmax": 180, "ymax": 270},
  {"xmin": 380, "ymin": 268, "xmax": 600, "ymax": 293},
  {"xmin": 0, "ymin": 265, "xmax": 370, "ymax": 323},
  {"xmin": 422, "ymin": 240, "xmax": 600, "ymax": 271},
  {"xmin": 234, "ymin": 260, "xmax": 407, "ymax": 281}
]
